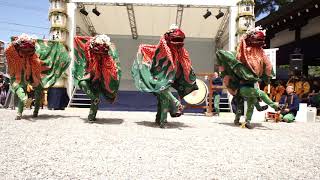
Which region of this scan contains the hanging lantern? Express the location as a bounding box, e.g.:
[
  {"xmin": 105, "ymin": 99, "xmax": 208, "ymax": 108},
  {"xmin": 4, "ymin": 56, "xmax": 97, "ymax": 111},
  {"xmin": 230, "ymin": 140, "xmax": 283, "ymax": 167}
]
[
  {"xmin": 237, "ymin": 0, "xmax": 255, "ymax": 17},
  {"xmin": 50, "ymin": 27, "xmax": 68, "ymax": 42},
  {"xmin": 49, "ymin": 0, "xmax": 67, "ymax": 13},
  {"xmin": 49, "ymin": 0, "xmax": 68, "ymax": 44},
  {"xmin": 236, "ymin": 0, "xmax": 255, "ymax": 39},
  {"xmin": 50, "ymin": 12, "xmax": 67, "ymax": 28},
  {"xmin": 238, "ymin": 16, "xmax": 254, "ymax": 31}
]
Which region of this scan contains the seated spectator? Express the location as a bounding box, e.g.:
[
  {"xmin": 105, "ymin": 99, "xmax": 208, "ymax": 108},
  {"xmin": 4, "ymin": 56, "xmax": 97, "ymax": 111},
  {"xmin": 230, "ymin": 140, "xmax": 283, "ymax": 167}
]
[
  {"xmin": 279, "ymin": 85, "xmax": 300, "ymax": 123},
  {"xmin": 274, "ymin": 80, "xmax": 285, "ymax": 102},
  {"xmin": 286, "ymin": 76, "xmax": 297, "ymax": 90},
  {"xmin": 287, "ymin": 76, "xmax": 298, "ymax": 92},
  {"xmin": 263, "ymin": 83, "xmax": 275, "ymax": 100},
  {"xmin": 309, "ymin": 80, "xmax": 320, "ymax": 108},
  {"xmin": 212, "ymin": 72, "xmax": 223, "ymax": 116},
  {"xmin": 296, "ymin": 77, "xmax": 310, "ymax": 101},
  {"xmin": 0, "ymin": 74, "xmax": 9, "ymax": 107}
]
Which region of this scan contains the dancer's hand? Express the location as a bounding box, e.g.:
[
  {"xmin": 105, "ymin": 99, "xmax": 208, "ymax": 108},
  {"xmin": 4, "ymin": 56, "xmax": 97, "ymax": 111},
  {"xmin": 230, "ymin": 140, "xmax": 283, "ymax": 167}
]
[{"xmin": 284, "ymin": 108, "xmax": 290, "ymax": 112}]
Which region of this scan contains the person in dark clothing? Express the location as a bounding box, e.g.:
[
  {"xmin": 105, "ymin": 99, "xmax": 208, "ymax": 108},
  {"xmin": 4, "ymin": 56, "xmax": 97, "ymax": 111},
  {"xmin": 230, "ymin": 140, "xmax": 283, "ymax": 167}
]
[
  {"xmin": 212, "ymin": 72, "xmax": 223, "ymax": 115},
  {"xmin": 308, "ymin": 80, "xmax": 320, "ymax": 108},
  {"xmin": 279, "ymin": 85, "xmax": 300, "ymax": 123},
  {"xmin": 0, "ymin": 74, "xmax": 9, "ymax": 107}
]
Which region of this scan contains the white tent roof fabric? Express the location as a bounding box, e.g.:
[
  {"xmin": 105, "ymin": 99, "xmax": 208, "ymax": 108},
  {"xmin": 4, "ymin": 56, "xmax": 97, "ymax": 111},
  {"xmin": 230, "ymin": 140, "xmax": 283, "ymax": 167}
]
[{"xmin": 73, "ymin": 2, "xmax": 231, "ymax": 39}]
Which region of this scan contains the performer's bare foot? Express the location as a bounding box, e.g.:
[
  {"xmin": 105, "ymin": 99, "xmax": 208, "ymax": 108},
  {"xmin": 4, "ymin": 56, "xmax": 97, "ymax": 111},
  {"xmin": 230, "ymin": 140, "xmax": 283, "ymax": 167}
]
[
  {"xmin": 155, "ymin": 118, "xmax": 167, "ymax": 125},
  {"xmin": 257, "ymin": 105, "xmax": 268, "ymax": 111},
  {"xmin": 159, "ymin": 122, "xmax": 167, "ymax": 128},
  {"xmin": 242, "ymin": 122, "xmax": 254, "ymax": 129},
  {"xmin": 234, "ymin": 119, "xmax": 241, "ymax": 126},
  {"xmin": 170, "ymin": 104, "xmax": 184, "ymax": 117},
  {"xmin": 88, "ymin": 115, "xmax": 96, "ymax": 123},
  {"xmin": 33, "ymin": 112, "xmax": 38, "ymax": 118},
  {"xmin": 88, "ymin": 119, "xmax": 96, "ymax": 123},
  {"xmin": 15, "ymin": 113, "xmax": 22, "ymax": 120}
]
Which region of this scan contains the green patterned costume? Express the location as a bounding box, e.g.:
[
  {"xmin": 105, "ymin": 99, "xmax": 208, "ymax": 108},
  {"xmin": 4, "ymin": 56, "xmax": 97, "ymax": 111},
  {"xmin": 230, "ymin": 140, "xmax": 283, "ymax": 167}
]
[
  {"xmin": 5, "ymin": 35, "xmax": 70, "ymax": 119},
  {"xmin": 73, "ymin": 35, "xmax": 121, "ymax": 121},
  {"xmin": 131, "ymin": 27, "xmax": 198, "ymax": 128},
  {"xmin": 216, "ymin": 28, "xmax": 278, "ymax": 129}
]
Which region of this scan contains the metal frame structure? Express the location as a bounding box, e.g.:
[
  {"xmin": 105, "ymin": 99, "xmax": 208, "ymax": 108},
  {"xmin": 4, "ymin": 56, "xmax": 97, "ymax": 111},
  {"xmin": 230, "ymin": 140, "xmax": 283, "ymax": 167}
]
[
  {"xmin": 175, "ymin": 5, "xmax": 184, "ymax": 28},
  {"xmin": 215, "ymin": 9, "xmax": 230, "ymax": 49},
  {"xmin": 70, "ymin": 0, "xmax": 237, "ymax": 7},
  {"xmin": 77, "ymin": 3, "xmax": 97, "ymax": 36},
  {"xmin": 126, "ymin": 4, "xmax": 138, "ymax": 39},
  {"xmin": 76, "ymin": 26, "xmax": 90, "ymax": 36}
]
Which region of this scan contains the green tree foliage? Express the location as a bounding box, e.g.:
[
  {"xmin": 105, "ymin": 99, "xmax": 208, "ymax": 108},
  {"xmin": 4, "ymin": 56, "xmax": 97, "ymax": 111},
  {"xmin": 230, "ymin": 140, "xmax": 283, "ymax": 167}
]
[{"xmin": 308, "ymin": 66, "xmax": 320, "ymax": 78}]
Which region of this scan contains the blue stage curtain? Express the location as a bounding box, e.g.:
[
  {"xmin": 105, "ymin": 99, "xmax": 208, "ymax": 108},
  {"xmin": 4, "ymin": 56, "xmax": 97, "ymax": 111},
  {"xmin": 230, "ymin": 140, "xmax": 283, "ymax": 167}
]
[{"xmin": 47, "ymin": 87, "xmax": 69, "ymax": 110}]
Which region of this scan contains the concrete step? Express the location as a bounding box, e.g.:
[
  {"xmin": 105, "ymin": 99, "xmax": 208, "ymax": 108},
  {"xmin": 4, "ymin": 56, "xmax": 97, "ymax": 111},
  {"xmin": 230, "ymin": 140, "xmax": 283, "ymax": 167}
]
[
  {"xmin": 69, "ymin": 103, "xmax": 91, "ymax": 106},
  {"xmin": 72, "ymin": 98, "xmax": 91, "ymax": 101}
]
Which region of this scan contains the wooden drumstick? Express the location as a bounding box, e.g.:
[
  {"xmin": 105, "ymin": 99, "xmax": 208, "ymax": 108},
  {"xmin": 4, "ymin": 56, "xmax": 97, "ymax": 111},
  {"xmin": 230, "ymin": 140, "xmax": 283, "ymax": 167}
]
[{"xmin": 268, "ymin": 84, "xmax": 270, "ymax": 94}]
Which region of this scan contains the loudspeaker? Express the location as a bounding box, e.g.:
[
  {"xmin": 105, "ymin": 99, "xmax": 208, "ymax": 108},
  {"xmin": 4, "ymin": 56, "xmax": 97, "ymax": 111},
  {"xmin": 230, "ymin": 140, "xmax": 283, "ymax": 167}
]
[{"xmin": 307, "ymin": 107, "xmax": 317, "ymax": 122}]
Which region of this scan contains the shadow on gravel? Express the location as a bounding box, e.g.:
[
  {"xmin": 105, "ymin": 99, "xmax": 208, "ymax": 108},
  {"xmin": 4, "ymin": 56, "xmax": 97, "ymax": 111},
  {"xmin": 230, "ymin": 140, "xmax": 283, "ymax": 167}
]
[
  {"xmin": 183, "ymin": 113, "xmax": 206, "ymax": 117},
  {"xmin": 23, "ymin": 114, "xmax": 79, "ymax": 121},
  {"xmin": 135, "ymin": 121, "xmax": 192, "ymax": 129},
  {"xmin": 218, "ymin": 122, "xmax": 273, "ymax": 130},
  {"xmin": 82, "ymin": 118, "xmax": 124, "ymax": 125}
]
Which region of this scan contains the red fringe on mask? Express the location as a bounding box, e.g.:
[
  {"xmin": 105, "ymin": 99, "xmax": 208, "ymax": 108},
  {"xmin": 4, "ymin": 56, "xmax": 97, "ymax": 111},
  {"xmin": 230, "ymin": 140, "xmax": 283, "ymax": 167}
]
[
  {"xmin": 5, "ymin": 44, "xmax": 42, "ymax": 86},
  {"xmin": 236, "ymin": 37, "xmax": 273, "ymax": 77},
  {"xmin": 84, "ymin": 41, "xmax": 118, "ymax": 93},
  {"xmin": 140, "ymin": 37, "xmax": 193, "ymax": 83}
]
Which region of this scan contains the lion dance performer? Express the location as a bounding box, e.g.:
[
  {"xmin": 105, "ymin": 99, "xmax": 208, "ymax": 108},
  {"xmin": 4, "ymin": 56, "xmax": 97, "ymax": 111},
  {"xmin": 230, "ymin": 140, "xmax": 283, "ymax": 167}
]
[
  {"xmin": 216, "ymin": 27, "xmax": 279, "ymax": 129},
  {"xmin": 131, "ymin": 25, "xmax": 198, "ymax": 128},
  {"xmin": 73, "ymin": 35, "xmax": 121, "ymax": 122},
  {"xmin": 5, "ymin": 34, "xmax": 70, "ymax": 120}
]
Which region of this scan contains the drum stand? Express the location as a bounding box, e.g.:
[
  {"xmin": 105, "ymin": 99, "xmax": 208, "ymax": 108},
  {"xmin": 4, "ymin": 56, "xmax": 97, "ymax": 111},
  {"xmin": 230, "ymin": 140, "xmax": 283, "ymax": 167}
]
[{"xmin": 183, "ymin": 73, "xmax": 216, "ymax": 117}]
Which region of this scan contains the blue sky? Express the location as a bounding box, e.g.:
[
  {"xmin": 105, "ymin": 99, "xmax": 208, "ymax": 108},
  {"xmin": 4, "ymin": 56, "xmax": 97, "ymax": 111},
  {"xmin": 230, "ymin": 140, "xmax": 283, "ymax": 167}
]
[
  {"xmin": 0, "ymin": 0, "xmax": 50, "ymax": 43},
  {"xmin": 0, "ymin": 0, "xmax": 270, "ymax": 44}
]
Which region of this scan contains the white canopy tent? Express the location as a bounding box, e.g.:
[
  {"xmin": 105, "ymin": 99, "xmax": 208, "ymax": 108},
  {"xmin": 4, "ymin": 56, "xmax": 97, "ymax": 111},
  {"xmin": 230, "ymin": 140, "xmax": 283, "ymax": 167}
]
[{"xmin": 66, "ymin": 0, "xmax": 238, "ymax": 93}]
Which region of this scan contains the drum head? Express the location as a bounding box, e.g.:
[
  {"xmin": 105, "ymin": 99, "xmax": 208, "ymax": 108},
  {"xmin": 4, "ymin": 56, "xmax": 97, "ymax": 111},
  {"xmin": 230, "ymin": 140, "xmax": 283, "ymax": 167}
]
[{"xmin": 183, "ymin": 79, "xmax": 208, "ymax": 105}]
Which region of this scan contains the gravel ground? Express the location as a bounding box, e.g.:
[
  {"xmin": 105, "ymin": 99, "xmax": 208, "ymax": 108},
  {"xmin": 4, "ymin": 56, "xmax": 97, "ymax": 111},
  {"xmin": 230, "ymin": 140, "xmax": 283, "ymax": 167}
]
[{"xmin": 0, "ymin": 108, "xmax": 320, "ymax": 179}]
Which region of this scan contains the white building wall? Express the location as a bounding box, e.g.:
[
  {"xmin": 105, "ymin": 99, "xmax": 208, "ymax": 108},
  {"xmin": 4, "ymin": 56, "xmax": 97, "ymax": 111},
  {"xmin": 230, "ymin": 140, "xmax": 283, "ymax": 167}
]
[{"xmin": 75, "ymin": 10, "xmax": 91, "ymax": 35}]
